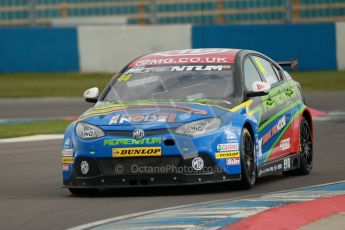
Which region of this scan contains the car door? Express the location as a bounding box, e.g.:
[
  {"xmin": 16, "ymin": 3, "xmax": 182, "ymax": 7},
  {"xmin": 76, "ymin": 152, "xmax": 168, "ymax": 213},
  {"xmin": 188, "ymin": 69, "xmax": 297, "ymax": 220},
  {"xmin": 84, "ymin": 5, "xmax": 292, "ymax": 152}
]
[
  {"xmin": 243, "ymin": 56, "xmax": 273, "ymax": 126},
  {"xmin": 250, "ymin": 56, "xmax": 293, "ymax": 167},
  {"xmin": 265, "ymin": 61, "xmax": 295, "ymax": 162},
  {"xmin": 243, "ymin": 56, "xmax": 275, "ymax": 165}
]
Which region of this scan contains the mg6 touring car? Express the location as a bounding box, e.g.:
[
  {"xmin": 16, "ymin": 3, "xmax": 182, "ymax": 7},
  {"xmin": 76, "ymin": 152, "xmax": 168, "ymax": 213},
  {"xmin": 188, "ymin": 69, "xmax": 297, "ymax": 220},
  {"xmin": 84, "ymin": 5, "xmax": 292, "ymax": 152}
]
[{"xmin": 62, "ymin": 49, "xmax": 313, "ymax": 195}]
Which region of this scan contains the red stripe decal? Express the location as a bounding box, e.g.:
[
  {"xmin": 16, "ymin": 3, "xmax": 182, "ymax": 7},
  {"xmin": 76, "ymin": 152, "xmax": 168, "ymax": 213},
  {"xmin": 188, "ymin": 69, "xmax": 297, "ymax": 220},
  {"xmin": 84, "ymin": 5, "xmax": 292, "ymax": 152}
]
[{"xmin": 222, "ymin": 194, "xmax": 345, "ymax": 230}]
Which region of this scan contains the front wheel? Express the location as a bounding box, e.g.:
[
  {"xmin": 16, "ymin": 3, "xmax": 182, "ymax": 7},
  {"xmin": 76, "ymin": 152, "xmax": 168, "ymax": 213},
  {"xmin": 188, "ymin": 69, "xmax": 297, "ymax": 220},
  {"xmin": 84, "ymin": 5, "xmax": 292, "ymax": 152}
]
[{"xmin": 238, "ymin": 128, "xmax": 256, "ymax": 189}]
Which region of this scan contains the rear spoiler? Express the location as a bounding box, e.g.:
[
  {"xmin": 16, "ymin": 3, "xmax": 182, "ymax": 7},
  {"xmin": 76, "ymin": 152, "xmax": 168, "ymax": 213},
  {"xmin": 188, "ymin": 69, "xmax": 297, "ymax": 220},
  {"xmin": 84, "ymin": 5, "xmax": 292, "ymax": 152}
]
[{"xmin": 277, "ymin": 58, "xmax": 298, "ymax": 71}]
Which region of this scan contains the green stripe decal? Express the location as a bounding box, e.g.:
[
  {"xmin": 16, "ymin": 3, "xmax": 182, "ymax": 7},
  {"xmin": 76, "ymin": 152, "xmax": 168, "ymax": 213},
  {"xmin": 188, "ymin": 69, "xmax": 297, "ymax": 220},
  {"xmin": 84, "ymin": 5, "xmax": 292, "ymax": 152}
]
[
  {"xmin": 258, "ymin": 101, "xmax": 301, "ymax": 132},
  {"xmin": 264, "ymin": 105, "xmax": 305, "ymax": 162}
]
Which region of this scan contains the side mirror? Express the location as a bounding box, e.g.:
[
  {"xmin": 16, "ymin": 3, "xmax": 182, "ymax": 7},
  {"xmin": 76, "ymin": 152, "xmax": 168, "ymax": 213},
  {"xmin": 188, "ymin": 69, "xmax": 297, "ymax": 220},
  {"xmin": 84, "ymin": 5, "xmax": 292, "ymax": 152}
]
[
  {"xmin": 84, "ymin": 87, "xmax": 99, "ymax": 103},
  {"xmin": 246, "ymin": 81, "xmax": 271, "ymax": 97}
]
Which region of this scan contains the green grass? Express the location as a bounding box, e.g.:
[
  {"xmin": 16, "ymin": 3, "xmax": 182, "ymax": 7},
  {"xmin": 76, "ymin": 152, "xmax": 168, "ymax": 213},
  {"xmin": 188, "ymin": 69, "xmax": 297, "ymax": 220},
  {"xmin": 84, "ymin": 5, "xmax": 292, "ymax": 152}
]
[
  {"xmin": 0, "ymin": 73, "xmax": 111, "ymax": 98},
  {"xmin": 0, "ymin": 120, "xmax": 72, "ymax": 139},
  {"xmin": 0, "ymin": 71, "xmax": 344, "ymax": 98},
  {"xmin": 292, "ymin": 71, "xmax": 345, "ymax": 92}
]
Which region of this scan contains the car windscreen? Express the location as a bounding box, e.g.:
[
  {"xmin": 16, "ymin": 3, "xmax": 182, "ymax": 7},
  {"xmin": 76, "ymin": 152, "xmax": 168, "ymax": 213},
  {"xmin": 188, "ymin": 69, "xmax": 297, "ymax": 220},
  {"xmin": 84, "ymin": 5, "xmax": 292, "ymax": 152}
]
[{"xmin": 102, "ymin": 64, "xmax": 235, "ymax": 102}]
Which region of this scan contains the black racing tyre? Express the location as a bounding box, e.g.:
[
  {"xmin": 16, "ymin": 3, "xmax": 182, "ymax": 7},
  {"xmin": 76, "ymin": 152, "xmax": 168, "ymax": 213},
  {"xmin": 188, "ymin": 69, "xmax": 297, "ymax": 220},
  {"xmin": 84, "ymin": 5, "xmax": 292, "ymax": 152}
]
[
  {"xmin": 283, "ymin": 117, "xmax": 313, "ymax": 176},
  {"xmin": 68, "ymin": 188, "xmax": 98, "ymax": 196},
  {"xmin": 238, "ymin": 128, "xmax": 256, "ymax": 189}
]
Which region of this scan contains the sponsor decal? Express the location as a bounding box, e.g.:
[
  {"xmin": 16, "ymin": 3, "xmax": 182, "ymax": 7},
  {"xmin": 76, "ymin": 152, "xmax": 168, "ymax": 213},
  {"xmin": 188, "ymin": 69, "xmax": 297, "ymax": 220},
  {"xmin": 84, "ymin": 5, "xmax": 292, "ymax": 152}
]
[
  {"xmin": 277, "ymin": 115, "xmax": 287, "ymax": 131},
  {"xmin": 259, "ymin": 167, "xmax": 271, "ymax": 176},
  {"xmin": 171, "ymin": 65, "xmax": 231, "ymax": 72},
  {"xmin": 284, "ymin": 158, "xmax": 291, "ymax": 170},
  {"xmin": 109, "ymin": 115, "xmax": 119, "ymax": 125},
  {"xmin": 186, "ymin": 124, "xmax": 204, "ymax": 135},
  {"xmin": 132, "ymin": 129, "xmax": 145, "ymax": 140},
  {"xmin": 280, "ymin": 138, "xmax": 291, "ymax": 150},
  {"xmin": 127, "ymin": 66, "xmax": 169, "ymax": 74},
  {"xmin": 114, "ymin": 165, "xmax": 124, "ymax": 174},
  {"xmin": 104, "ymin": 137, "xmax": 162, "ymax": 146},
  {"xmin": 226, "ymin": 158, "xmax": 240, "ymax": 165},
  {"xmin": 117, "ymin": 73, "xmax": 132, "ymax": 82},
  {"xmin": 255, "ymin": 82, "xmax": 265, "ymax": 91},
  {"xmin": 258, "ymin": 138, "xmax": 263, "ymax": 159},
  {"xmin": 64, "ymin": 138, "xmax": 71, "ymax": 148},
  {"xmin": 80, "ymin": 161, "xmax": 89, "ymax": 175},
  {"xmin": 258, "ymin": 160, "xmax": 286, "ymax": 177},
  {"xmin": 80, "ymin": 103, "xmax": 208, "ymax": 120},
  {"xmin": 192, "ymin": 157, "xmax": 204, "ymax": 171},
  {"xmin": 224, "ymin": 125, "xmax": 238, "ymax": 142},
  {"xmin": 133, "ymin": 57, "xmax": 230, "ymax": 67},
  {"xmin": 215, "ymin": 151, "xmax": 240, "ymax": 159},
  {"xmin": 258, "ymin": 169, "xmax": 262, "ymax": 176},
  {"xmin": 126, "ymin": 65, "xmax": 230, "ymax": 74},
  {"xmin": 62, "ymin": 149, "xmax": 73, "ymax": 157},
  {"xmin": 112, "ymin": 147, "xmax": 162, "ymax": 158},
  {"xmin": 109, "ymin": 113, "xmax": 176, "ymax": 125},
  {"xmin": 254, "ymin": 57, "xmax": 267, "ymax": 75},
  {"xmin": 260, "ymin": 115, "xmax": 287, "ymax": 146},
  {"xmin": 62, "ymin": 164, "xmax": 69, "ymax": 171},
  {"xmin": 62, "ymin": 157, "xmax": 74, "ymax": 164},
  {"xmin": 263, "ymin": 167, "xmax": 270, "ymax": 175},
  {"xmin": 217, "ymin": 143, "xmax": 238, "ymax": 152}
]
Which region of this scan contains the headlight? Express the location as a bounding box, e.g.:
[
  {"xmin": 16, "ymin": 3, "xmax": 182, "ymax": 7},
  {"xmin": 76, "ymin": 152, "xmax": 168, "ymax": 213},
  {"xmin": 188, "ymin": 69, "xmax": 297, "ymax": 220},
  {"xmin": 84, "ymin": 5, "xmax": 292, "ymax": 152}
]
[
  {"xmin": 175, "ymin": 118, "xmax": 221, "ymax": 136},
  {"xmin": 76, "ymin": 122, "xmax": 105, "ymax": 140}
]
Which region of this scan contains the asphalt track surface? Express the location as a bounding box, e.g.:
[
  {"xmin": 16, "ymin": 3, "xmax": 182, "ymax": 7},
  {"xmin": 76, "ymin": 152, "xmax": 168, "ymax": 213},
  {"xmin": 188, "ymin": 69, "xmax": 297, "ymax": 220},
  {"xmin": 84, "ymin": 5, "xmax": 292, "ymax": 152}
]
[
  {"xmin": 0, "ymin": 92, "xmax": 345, "ymax": 230},
  {"xmin": 0, "ymin": 98, "xmax": 90, "ymax": 119}
]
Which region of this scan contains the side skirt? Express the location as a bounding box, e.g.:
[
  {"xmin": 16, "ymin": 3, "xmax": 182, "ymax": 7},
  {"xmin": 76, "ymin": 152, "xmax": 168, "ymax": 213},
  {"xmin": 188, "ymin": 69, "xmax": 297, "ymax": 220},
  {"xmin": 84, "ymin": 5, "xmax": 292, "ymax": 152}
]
[{"xmin": 257, "ymin": 153, "xmax": 300, "ymax": 178}]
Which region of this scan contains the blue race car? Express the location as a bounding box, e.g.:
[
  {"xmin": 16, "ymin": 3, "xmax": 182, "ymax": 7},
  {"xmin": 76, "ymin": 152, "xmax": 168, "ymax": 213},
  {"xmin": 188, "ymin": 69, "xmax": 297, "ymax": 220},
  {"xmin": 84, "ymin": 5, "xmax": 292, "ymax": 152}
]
[{"xmin": 62, "ymin": 49, "xmax": 313, "ymax": 195}]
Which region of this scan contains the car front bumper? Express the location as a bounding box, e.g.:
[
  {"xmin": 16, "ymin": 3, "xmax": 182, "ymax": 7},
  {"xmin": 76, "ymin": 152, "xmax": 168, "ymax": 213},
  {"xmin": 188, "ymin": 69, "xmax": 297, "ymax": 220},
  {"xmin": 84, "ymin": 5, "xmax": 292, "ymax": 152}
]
[{"xmin": 63, "ymin": 155, "xmax": 241, "ymax": 188}]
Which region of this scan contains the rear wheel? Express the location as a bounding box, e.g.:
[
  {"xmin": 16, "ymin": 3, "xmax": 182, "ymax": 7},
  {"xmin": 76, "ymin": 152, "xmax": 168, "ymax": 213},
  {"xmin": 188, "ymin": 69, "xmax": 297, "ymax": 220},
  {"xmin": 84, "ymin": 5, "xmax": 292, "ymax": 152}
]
[
  {"xmin": 68, "ymin": 188, "xmax": 98, "ymax": 196},
  {"xmin": 238, "ymin": 128, "xmax": 256, "ymax": 189},
  {"xmin": 283, "ymin": 117, "xmax": 313, "ymax": 176}
]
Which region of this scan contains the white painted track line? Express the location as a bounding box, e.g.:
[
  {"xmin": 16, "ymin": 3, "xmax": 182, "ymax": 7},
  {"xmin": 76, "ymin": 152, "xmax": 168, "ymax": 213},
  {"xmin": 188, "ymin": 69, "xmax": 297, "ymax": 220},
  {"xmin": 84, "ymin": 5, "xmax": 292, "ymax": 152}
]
[{"xmin": 0, "ymin": 134, "xmax": 63, "ymax": 143}]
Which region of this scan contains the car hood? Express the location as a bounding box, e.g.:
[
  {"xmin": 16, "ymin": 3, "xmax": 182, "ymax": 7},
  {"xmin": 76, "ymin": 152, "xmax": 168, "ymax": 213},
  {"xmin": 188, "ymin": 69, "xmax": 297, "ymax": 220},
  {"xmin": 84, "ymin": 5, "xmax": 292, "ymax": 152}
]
[{"xmin": 79, "ymin": 100, "xmax": 234, "ymax": 129}]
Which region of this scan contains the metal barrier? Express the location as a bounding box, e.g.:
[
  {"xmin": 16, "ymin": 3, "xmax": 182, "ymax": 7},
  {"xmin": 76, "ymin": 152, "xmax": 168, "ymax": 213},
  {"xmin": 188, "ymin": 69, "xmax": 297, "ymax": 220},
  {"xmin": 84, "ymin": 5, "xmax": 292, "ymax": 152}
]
[{"xmin": 1, "ymin": 23, "xmax": 344, "ymax": 72}]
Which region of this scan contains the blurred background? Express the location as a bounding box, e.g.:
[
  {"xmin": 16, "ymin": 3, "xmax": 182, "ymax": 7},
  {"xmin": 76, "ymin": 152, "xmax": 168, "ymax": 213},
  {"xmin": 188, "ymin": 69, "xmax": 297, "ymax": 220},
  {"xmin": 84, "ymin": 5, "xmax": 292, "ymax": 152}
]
[
  {"xmin": 2, "ymin": 3, "xmax": 345, "ymax": 229},
  {"xmin": 1, "ymin": 0, "xmax": 344, "ymax": 26},
  {"xmin": 0, "ymin": 0, "xmax": 344, "ymax": 138}
]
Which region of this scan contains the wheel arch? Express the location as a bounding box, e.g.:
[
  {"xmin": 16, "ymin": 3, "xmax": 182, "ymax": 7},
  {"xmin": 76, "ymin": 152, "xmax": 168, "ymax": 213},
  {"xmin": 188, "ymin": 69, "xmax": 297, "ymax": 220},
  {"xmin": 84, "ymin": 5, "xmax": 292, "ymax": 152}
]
[
  {"xmin": 238, "ymin": 120, "xmax": 258, "ymax": 188},
  {"xmin": 302, "ymin": 108, "xmax": 313, "ymax": 140},
  {"xmin": 242, "ymin": 120, "xmax": 258, "ymax": 162},
  {"xmin": 64, "ymin": 120, "xmax": 77, "ymax": 137},
  {"xmin": 243, "ymin": 122, "xmax": 255, "ymax": 142},
  {"xmin": 63, "ymin": 120, "xmax": 78, "ymax": 148}
]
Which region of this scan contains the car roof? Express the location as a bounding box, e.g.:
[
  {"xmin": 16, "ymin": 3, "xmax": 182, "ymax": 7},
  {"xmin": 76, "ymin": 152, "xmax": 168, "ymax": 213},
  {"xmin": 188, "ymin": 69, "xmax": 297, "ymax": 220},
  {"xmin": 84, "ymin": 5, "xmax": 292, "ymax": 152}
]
[{"xmin": 128, "ymin": 48, "xmax": 241, "ymax": 67}]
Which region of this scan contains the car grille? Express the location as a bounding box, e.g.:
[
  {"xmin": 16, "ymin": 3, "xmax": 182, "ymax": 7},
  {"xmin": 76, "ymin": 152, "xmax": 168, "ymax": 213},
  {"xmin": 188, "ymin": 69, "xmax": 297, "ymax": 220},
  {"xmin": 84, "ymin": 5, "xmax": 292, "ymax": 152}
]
[{"xmin": 98, "ymin": 154, "xmax": 217, "ymax": 176}]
